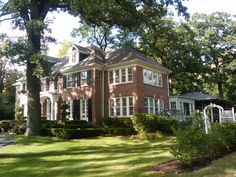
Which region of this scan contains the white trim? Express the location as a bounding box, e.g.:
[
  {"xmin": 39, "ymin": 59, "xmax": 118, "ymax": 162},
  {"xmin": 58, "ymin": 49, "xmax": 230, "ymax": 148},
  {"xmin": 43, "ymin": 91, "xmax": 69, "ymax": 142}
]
[{"xmin": 108, "ymin": 67, "xmax": 133, "ymax": 85}]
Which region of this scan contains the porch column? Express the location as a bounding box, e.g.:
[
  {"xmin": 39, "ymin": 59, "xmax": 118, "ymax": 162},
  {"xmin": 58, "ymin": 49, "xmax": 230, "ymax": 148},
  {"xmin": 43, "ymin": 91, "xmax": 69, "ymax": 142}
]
[{"xmin": 51, "ymin": 101, "xmax": 55, "ymax": 120}]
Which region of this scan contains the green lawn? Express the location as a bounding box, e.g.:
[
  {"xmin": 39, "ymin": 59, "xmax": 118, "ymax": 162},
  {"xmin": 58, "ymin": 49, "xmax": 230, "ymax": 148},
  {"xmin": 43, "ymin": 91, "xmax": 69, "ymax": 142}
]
[{"xmin": 0, "ymin": 136, "xmax": 236, "ymax": 177}]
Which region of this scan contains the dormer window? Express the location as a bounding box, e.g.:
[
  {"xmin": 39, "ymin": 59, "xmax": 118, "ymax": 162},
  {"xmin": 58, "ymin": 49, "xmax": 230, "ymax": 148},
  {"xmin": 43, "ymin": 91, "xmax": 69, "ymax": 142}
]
[{"xmin": 69, "ymin": 51, "xmax": 78, "ymax": 64}]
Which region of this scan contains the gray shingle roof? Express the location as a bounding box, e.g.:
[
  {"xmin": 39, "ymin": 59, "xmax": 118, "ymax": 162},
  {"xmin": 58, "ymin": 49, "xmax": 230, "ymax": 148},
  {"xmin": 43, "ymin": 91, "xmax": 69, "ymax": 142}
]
[
  {"xmin": 180, "ymin": 92, "xmax": 223, "ymax": 101},
  {"xmin": 50, "ymin": 45, "xmax": 169, "ymax": 73},
  {"xmin": 106, "ymin": 47, "xmax": 169, "ymax": 71}
]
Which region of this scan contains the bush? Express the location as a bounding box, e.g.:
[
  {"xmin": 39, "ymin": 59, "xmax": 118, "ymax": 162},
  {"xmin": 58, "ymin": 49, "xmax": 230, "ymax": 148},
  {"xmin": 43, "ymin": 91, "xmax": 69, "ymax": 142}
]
[
  {"xmin": 41, "ymin": 120, "xmax": 93, "ymax": 129},
  {"xmin": 131, "ymin": 114, "xmax": 178, "ymax": 135},
  {"xmin": 13, "ymin": 122, "xmax": 26, "ymax": 135},
  {"xmin": 171, "ymin": 121, "xmax": 236, "ymax": 167},
  {"xmin": 0, "ymin": 120, "xmax": 14, "ymax": 132},
  {"xmin": 104, "ymin": 127, "xmax": 135, "ymax": 136},
  {"xmin": 47, "ymin": 128, "xmax": 104, "ymax": 139},
  {"xmin": 102, "ymin": 117, "xmax": 133, "ymax": 128}
]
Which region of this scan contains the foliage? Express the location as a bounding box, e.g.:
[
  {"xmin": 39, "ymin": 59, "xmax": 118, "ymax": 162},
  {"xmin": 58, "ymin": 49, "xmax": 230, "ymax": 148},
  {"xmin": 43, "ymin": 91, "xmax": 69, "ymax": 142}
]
[
  {"xmin": 102, "ymin": 117, "xmax": 133, "ymax": 129},
  {"xmin": 131, "ymin": 114, "xmax": 178, "ymax": 135},
  {"xmin": 190, "ymin": 12, "xmax": 236, "ymax": 98},
  {"xmin": 171, "ymin": 122, "xmax": 236, "ymax": 167},
  {"xmin": 56, "ymin": 40, "xmax": 73, "ymax": 57},
  {"xmin": 15, "ymin": 106, "xmax": 23, "ymax": 123},
  {"xmin": 60, "ymin": 102, "xmax": 70, "ymax": 121},
  {"xmin": 48, "ymin": 128, "xmax": 104, "ymax": 139},
  {"xmin": 135, "ymin": 132, "xmax": 164, "ymax": 140},
  {"xmin": 0, "ymin": 120, "xmax": 13, "ymax": 132},
  {"xmin": 41, "ymin": 120, "xmax": 92, "ymax": 129},
  {"xmin": 0, "ymin": 92, "xmax": 15, "ymax": 120}
]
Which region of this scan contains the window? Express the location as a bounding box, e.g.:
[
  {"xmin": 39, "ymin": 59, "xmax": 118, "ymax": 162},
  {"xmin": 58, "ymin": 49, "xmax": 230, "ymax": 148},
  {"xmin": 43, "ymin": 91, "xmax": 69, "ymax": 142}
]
[
  {"xmin": 63, "ymin": 70, "xmax": 91, "ymax": 88},
  {"xmin": 80, "ymin": 99, "xmax": 88, "ymax": 121},
  {"xmin": 66, "ymin": 74, "xmax": 76, "ymax": 87},
  {"xmin": 109, "ymin": 97, "xmax": 134, "ymax": 117},
  {"xmin": 81, "ymin": 71, "xmax": 87, "ymax": 86},
  {"xmin": 170, "ymin": 101, "xmax": 176, "ymax": 109},
  {"xmin": 109, "ymin": 67, "xmax": 133, "ymax": 84},
  {"xmin": 144, "ymin": 97, "xmax": 164, "ymax": 114},
  {"xmin": 143, "ymin": 69, "xmax": 163, "ymax": 87},
  {"xmin": 66, "ymin": 101, "xmax": 73, "ymax": 120},
  {"xmin": 71, "ymin": 52, "xmax": 77, "ymax": 63}
]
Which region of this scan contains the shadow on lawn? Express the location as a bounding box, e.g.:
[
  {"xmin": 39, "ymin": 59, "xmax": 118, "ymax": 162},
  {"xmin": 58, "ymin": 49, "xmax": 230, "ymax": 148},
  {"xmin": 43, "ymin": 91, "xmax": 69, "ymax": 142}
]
[
  {"xmin": 3, "ymin": 136, "xmax": 236, "ymax": 177},
  {"xmin": 0, "ymin": 137, "xmax": 174, "ymax": 177}
]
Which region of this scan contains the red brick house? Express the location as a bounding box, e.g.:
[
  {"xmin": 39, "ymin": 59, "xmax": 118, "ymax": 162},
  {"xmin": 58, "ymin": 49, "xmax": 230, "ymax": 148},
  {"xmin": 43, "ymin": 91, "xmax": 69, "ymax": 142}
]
[{"xmin": 14, "ymin": 44, "xmax": 170, "ymax": 125}]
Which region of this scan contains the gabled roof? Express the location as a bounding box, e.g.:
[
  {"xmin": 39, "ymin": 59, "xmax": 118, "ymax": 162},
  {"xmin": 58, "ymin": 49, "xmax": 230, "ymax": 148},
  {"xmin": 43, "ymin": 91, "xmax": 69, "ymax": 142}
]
[
  {"xmin": 180, "ymin": 92, "xmax": 223, "ymax": 101},
  {"xmin": 106, "ymin": 47, "xmax": 170, "ymax": 72},
  {"xmin": 50, "ymin": 45, "xmax": 170, "ymax": 74}
]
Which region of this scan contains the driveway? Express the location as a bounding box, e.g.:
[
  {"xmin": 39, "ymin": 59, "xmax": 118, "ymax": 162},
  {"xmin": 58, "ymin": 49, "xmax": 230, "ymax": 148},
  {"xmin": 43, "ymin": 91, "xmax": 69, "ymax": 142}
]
[{"xmin": 0, "ymin": 136, "xmax": 13, "ymax": 148}]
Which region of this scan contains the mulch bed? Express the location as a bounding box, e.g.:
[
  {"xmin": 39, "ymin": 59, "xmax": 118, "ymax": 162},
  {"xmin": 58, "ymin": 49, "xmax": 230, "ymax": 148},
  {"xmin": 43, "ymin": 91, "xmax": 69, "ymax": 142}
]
[{"xmin": 151, "ymin": 159, "xmax": 216, "ymax": 174}]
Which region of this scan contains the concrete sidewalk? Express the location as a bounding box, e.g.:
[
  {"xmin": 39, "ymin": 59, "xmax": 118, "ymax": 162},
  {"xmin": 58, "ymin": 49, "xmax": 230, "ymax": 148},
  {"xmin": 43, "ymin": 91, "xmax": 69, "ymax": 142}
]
[{"xmin": 0, "ymin": 136, "xmax": 13, "ymax": 148}]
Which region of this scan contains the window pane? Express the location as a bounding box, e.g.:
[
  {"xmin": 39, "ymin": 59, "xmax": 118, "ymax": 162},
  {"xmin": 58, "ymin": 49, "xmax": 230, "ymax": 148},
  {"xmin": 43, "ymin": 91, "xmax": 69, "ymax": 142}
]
[
  {"xmin": 128, "ymin": 67, "xmax": 133, "ymax": 82},
  {"xmin": 158, "ymin": 73, "xmax": 162, "ymax": 86},
  {"xmin": 110, "ymin": 99, "xmax": 115, "ymax": 116},
  {"xmin": 153, "ymin": 73, "xmax": 158, "ymax": 86},
  {"xmin": 122, "ymin": 98, "xmax": 127, "ymax": 116},
  {"xmin": 144, "ymin": 98, "xmax": 148, "ymax": 113},
  {"xmin": 115, "ymin": 70, "xmax": 120, "ymax": 83},
  {"xmin": 155, "ymin": 99, "xmax": 159, "ymax": 114},
  {"xmin": 81, "ymin": 71, "xmax": 87, "ymax": 85},
  {"xmin": 121, "ymin": 69, "xmax": 126, "ymax": 83},
  {"xmin": 116, "ymin": 98, "xmax": 120, "ymax": 116},
  {"xmin": 143, "ymin": 69, "xmax": 148, "ymax": 84},
  {"xmin": 129, "ymin": 97, "xmax": 134, "ymax": 115},
  {"xmin": 109, "ymin": 71, "xmax": 113, "ymax": 84},
  {"xmin": 149, "ymin": 98, "xmax": 154, "ymax": 114},
  {"xmin": 71, "ymin": 52, "xmax": 76, "ymax": 62}
]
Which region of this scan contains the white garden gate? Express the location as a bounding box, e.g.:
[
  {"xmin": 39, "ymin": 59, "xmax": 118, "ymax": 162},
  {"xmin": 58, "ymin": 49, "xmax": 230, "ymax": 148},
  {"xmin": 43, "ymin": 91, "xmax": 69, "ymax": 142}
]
[{"xmin": 203, "ymin": 103, "xmax": 235, "ymax": 134}]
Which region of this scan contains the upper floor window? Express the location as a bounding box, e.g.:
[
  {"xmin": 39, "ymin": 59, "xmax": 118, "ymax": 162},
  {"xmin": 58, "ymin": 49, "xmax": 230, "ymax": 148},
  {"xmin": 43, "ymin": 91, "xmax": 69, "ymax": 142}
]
[
  {"xmin": 63, "ymin": 70, "xmax": 91, "ymax": 88},
  {"xmin": 109, "ymin": 67, "xmax": 133, "ymax": 85},
  {"xmin": 71, "ymin": 52, "xmax": 77, "ymax": 63},
  {"xmin": 109, "ymin": 97, "xmax": 134, "ymax": 117},
  {"xmin": 143, "ymin": 68, "xmax": 162, "ymax": 87}
]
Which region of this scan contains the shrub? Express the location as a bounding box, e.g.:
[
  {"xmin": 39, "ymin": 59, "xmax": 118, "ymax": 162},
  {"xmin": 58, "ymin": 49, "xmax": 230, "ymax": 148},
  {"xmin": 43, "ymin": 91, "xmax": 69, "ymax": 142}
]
[
  {"xmin": 171, "ymin": 121, "xmax": 236, "ymax": 167},
  {"xmin": 131, "ymin": 114, "xmax": 178, "ymax": 135},
  {"xmin": 104, "ymin": 127, "xmax": 135, "ymax": 136},
  {"xmin": 102, "ymin": 117, "xmax": 133, "ymax": 128},
  {"xmin": 13, "ymin": 122, "xmax": 26, "ymax": 135},
  {"xmin": 0, "ymin": 120, "xmax": 14, "ymax": 132},
  {"xmin": 48, "ymin": 128, "xmax": 104, "ymax": 139}
]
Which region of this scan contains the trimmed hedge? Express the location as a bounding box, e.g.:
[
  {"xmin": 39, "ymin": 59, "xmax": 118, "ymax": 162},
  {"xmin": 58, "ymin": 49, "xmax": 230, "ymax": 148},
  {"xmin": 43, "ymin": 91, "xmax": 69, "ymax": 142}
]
[
  {"xmin": 42, "ymin": 128, "xmax": 104, "ymax": 139},
  {"xmin": 102, "ymin": 117, "xmax": 133, "ymax": 128},
  {"xmin": 41, "ymin": 120, "xmax": 93, "ymax": 129},
  {"xmin": 131, "ymin": 114, "xmax": 178, "ymax": 135}
]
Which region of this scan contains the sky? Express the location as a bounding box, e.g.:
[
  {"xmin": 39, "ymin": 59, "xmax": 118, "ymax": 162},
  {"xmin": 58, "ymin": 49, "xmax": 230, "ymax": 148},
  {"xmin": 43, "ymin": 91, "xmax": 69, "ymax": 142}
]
[{"xmin": 0, "ymin": 0, "xmax": 236, "ymax": 57}]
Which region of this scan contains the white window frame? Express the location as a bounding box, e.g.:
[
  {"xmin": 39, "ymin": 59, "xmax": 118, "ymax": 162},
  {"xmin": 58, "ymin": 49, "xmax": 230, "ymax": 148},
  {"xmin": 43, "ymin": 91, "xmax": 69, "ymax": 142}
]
[
  {"xmin": 143, "ymin": 68, "xmax": 163, "ymax": 87},
  {"xmin": 144, "ymin": 97, "xmax": 164, "ymax": 115},
  {"xmin": 170, "ymin": 101, "xmax": 177, "ymax": 109},
  {"xmin": 80, "ymin": 71, "xmax": 88, "ymax": 86},
  {"xmin": 66, "ymin": 100, "xmax": 73, "ymax": 120},
  {"xmin": 109, "ymin": 67, "xmax": 133, "ymax": 85},
  {"xmin": 109, "ymin": 97, "xmax": 134, "ymax": 117},
  {"xmin": 80, "ymin": 99, "xmax": 88, "ymax": 121}
]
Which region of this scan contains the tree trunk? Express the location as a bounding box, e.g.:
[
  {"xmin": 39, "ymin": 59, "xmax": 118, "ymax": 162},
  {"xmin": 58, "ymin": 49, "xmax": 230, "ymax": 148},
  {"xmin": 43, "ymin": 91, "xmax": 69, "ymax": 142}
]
[
  {"xmin": 25, "ymin": 61, "xmax": 41, "ymax": 136},
  {"xmin": 25, "ymin": 30, "xmax": 41, "ymax": 136},
  {"xmin": 217, "ymin": 81, "xmax": 224, "ymax": 98}
]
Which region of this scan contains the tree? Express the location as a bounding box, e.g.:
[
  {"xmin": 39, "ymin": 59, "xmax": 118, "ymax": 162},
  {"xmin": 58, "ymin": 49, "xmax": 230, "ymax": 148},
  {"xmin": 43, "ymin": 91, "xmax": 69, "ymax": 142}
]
[
  {"xmin": 0, "ymin": 0, "xmax": 68, "ymax": 136},
  {"xmin": 0, "ymin": 0, "xmax": 187, "ymax": 136},
  {"xmin": 190, "ymin": 12, "xmax": 236, "ymax": 98},
  {"xmin": 56, "ymin": 40, "xmax": 73, "ymax": 57}
]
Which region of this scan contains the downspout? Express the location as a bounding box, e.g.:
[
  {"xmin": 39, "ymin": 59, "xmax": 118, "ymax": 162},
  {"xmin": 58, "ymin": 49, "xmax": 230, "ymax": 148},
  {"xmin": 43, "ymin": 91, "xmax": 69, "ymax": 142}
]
[{"xmin": 101, "ymin": 68, "xmax": 105, "ymax": 118}]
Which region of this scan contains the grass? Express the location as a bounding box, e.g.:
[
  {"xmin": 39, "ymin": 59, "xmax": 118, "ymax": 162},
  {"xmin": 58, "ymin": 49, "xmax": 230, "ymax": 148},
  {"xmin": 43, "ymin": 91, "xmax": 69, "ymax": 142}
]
[{"xmin": 0, "ymin": 136, "xmax": 236, "ymax": 177}]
